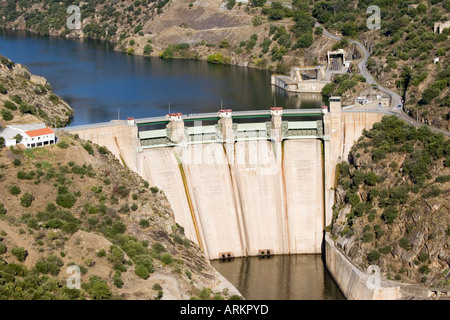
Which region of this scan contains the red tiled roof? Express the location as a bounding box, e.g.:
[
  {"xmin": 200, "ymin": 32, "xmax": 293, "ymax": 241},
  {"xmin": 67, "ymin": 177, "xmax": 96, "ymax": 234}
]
[{"xmin": 25, "ymin": 127, "xmax": 54, "ymax": 137}]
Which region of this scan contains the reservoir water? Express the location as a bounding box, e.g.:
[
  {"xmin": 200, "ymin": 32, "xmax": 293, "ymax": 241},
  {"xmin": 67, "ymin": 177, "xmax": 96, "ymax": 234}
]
[
  {"xmin": 0, "ymin": 29, "xmax": 342, "ymax": 300},
  {"xmin": 0, "ymin": 29, "xmax": 327, "ymax": 126}
]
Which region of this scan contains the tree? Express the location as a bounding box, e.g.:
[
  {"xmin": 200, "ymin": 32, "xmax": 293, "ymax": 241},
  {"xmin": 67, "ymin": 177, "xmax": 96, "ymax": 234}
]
[
  {"xmin": 1, "ymin": 108, "xmax": 13, "ymax": 121},
  {"xmin": 84, "ymin": 276, "xmax": 113, "ymax": 300},
  {"xmin": 226, "ymin": 0, "xmax": 235, "ymax": 10},
  {"xmin": 11, "ymin": 247, "xmax": 28, "ymax": 262},
  {"xmin": 13, "ymin": 134, "xmax": 22, "ymax": 143},
  {"xmin": 9, "ymin": 185, "xmax": 21, "ymax": 195},
  {"xmin": 20, "ymin": 193, "xmax": 35, "ymax": 207},
  {"xmin": 143, "ymin": 44, "xmax": 153, "ymax": 55},
  {"xmin": 135, "ymin": 264, "xmax": 150, "ymax": 279},
  {"xmin": 56, "ymin": 193, "xmax": 77, "ymax": 208},
  {"xmin": 250, "ymin": 0, "xmax": 266, "ymax": 7}
]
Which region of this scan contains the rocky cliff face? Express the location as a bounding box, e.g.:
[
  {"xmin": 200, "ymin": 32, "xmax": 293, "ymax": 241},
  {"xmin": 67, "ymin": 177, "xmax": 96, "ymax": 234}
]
[
  {"xmin": 329, "ymin": 115, "xmax": 450, "ymax": 291},
  {"xmin": 0, "ymin": 54, "xmax": 73, "ymax": 127}
]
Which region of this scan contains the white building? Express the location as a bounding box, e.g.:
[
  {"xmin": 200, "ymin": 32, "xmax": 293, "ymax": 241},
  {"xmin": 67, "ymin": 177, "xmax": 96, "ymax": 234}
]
[{"xmin": 0, "ymin": 123, "xmax": 55, "ymax": 148}]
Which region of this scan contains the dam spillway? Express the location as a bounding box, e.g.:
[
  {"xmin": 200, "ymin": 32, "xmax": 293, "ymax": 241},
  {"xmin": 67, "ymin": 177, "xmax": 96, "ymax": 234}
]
[{"xmin": 67, "ymin": 99, "xmax": 386, "ymax": 260}]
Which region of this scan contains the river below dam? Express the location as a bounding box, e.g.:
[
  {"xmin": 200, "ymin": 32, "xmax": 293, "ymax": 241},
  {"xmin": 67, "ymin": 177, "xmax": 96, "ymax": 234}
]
[
  {"xmin": 0, "ymin": 29, "xmax": 343, "ymax": 300},
  {"xmin": 212, "ymin": 255, "xmax": 345, "ymax": 300}
]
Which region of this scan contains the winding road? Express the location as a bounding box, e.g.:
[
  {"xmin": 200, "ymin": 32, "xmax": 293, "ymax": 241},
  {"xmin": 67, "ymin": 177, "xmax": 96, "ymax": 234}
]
[{"xmin": 316, "ymin": 23, "xmax": 450, "ymax": 137}]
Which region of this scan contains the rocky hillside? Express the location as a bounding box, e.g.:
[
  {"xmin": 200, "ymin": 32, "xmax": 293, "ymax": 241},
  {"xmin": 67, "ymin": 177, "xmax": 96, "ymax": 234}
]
[
  {"xmin": 0, "ymin": 132, "xmax": 241, "ymax": 300},
  {"xmin": 0, "ymin": 54, "xmax": 73, "ymax": 127},
  {"xmin": 329, "ymin": 115, "xmax": 449, "ymax": 290},
  {"xmin": 311, "ymin": 0, "xmax": 450, "ymax": 130}
]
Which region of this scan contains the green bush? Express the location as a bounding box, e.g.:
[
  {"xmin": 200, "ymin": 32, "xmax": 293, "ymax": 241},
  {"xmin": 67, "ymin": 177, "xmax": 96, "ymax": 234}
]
[
  {"xmin": 4, "ymin": 100, "xmax": 17, "ymax": 110},
  {"xmin": 161, "ymin": 252, "xmax": 173, "ymax": 265},
  {"xmin": 152, "ymin": 242, "xmax": 166, "ymax": 253},
  {"xmin": 83, "ymin": 142, "xmax": 94, "ymax": 155},
  {"xmin": 97, "ymin": 249, "xmax": 106, "ymax": 257},
  {"xmin": 11, "ymin": 247, "xmax": 28, "ymax": 262},
  {"xmin": 9, "ymin": 185, "xmax": 21, "ymax": 195},
  {"xmin": 399, "ymin": 237, "xmax": 412, "ymax": 250},
  {"xmin": 418, "ymin": 252, "xmax": 429, "ymax": 262},
  {"xmin": 83, "ymin": 276, "xmax": 113, "ymax": 300},
  {"xmin": 1, "ymin": 108, "xmax": 13, "ymax": 121},
  {"xmin": 368, "ymin": 249, "xmax": 380, "ymax": 262},
  {"xmin": 57, "ymin": 141, "xmax": 68, "ymax": 149},
  {"xmin": 379, "ymin": 246, "xmax": 391, "ymax": 254},
  {"xmin": 382, "ymin": 207, "xmax": 398, "ymax": 224},
  {"xmin": 20, "ymin": 193, "xmax": 35, "ymax": 207},
  {"xmin": 0, "ymin": 203, "xmax": 7, "ymax": 215},
  {"xmin": 134, "ymin": 264, "xmax": 150, "ymax": 279},
  {"xmin": 362, "ymin": 232, "xmax": 374, "ymax": 243},
  {"xmin": 113, "ymin": 271, "xmax": 123, "ymax": 288},
  {"xmin": 97, "ymin": 146, "xmax": 107, "ymax": 154},
  {"xmin": 56, "ymin": 193, "xmax": 77, "ymax": 209},
  {"xmin": 139, "ymin": 219, "xmax": 150, "ymax": 228}
]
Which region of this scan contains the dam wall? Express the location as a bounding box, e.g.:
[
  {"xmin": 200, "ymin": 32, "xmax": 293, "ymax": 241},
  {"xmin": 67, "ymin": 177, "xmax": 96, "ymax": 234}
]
[
  {"xmin": 65, "ymin": 105, "xmax": 387, "ymax": 260},
  {"xmin": 324, "ymin": 234, "xmax": 431, "ymax": 300}
]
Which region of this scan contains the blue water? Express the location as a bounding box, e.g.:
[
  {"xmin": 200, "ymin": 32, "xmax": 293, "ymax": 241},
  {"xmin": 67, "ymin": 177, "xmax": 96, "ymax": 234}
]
[{"xmin": 0, "ymin": 29, "xmax": 326, "ymax": 126}]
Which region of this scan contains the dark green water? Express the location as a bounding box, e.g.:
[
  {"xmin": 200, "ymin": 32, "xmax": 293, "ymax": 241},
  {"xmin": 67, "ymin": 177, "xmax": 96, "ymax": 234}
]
[
  {"xmin": 211, "ymin": 255, "xmax": 345, "ymax": 300},
  {"xmin": 0, "ymin": 29, "xmax": 327, "ymax": 126}
]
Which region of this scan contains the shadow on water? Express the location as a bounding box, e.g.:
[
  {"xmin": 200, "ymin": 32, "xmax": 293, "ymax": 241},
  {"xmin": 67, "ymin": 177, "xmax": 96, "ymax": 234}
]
[
  {"xmin": 211, "ymin": 254, "xmax": 345, "ymax": 300},
  {"xmin": 0, "ymin": 28, "xmax": 328, "ymax": 126}
]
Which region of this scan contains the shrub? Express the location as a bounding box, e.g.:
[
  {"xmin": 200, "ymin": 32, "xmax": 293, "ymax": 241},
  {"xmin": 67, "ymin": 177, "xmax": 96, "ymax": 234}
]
[
  {"xmin": 362, "ymin": 232, "xmax": 374, "ymax": 243},
  {"xmin": 11, "ymin": 247, "xmax": 28, "ymax": 262},
  {"xmin": 418, "ymin": 252, "xmax": 429, "ymax": 262},
  {"xmin": 139, "ymin": 219, "xmax": 150, "ymax": 228},
  {"xmin": 4, "ymin": 100, "xmax": 16, "ymax": 110},
  {"xmin": 9, "ymin": 185, "xmax": 21, "ymax": 195},
  {"xmin": 382, "ymin": 207, "xmax": 398, "ymax": 224},
  {"xmin": 379, "ymin": 246, "xmax": 391, "ymax": 254},
  {"xmin": 1, "ymin": 108, "xmax": 13, "ymax": 121},
  {"xmin": 97, "ymin": 249, "xmax": 106, "ymax": 257},
  {"xmin": 57, "ymin": 141, "xmax": 68, "ymax": 149},
  {"xmin": 83, "ymin": 276, "xmax": 113, "ymax": 300},
  {"xmin": 0, "ymin": 243, "xmax": 6, "ymax": 254},
  {"xmin": 226, "ymin": 0, "xmax": 235, "ymax": 10},
  {"xmin": 150, "ymin": 186, "xmax": 159, "ymax": 194},
  {"xmin": 83, "ymin": 142, "xmax": 94, "ymax": 155},
  {"xmin": 1, "ymin": 202, "xmax": 9, "ymax": 215},
  {"xmin": 56, "ymin": 193, "xmax": 77, "ymax": 208},
  {"xmin": 20, "ymin": 193, "xmax": 35, "ymax": 207},
  {"xmin": 112, "ymin": 221, "xmax": 126, "ymax": 234},
  {"xmin": 113, "ymin": 271, "xmax": 123, "ymax": 288},
  {"xmin": 161, "ymin": 252, "xmax": 173, "ymax": 265},
  {"xmin": 134, "ymin": 264, "xmax": 150, "ymax": 279},
  {"xmin": 368, "ymin": 250, "xmax": 380, "ymax": 262},
  {"xmin": 399, "ymin": 237, "xmax": 412, "ymax": 250},
  {"xmin": 152, "ymin": 242, "xmax": 166, "ymax": 253},
  {"xmin": 97, "ymin": 146, "xmax": 107, "ymax": 154}
]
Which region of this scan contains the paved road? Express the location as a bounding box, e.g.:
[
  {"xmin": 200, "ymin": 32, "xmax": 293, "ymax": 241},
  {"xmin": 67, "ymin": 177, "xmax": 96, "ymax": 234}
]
[{"xmin": 317, "ymin": 23, "xmax": 450, "ymax": 137}]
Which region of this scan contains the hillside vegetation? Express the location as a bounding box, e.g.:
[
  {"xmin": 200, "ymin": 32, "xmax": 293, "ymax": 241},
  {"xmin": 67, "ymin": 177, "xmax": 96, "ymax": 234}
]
[
  {"xmin": 330, "ymin": 115, "xmax": 449, "ymax": 289},
  {"xmin": 0, "ymin": 54, "xmax": 73, "ymax": 127},
  {"xmin": 0, "ymin": 133, "xmax": 241, "ymax": 300}
]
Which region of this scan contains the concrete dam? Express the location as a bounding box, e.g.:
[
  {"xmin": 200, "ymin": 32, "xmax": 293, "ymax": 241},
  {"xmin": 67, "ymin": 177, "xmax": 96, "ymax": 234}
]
[{"xmin": 66, "ymin": 98, "xmax": 385, "ymax": 261}]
